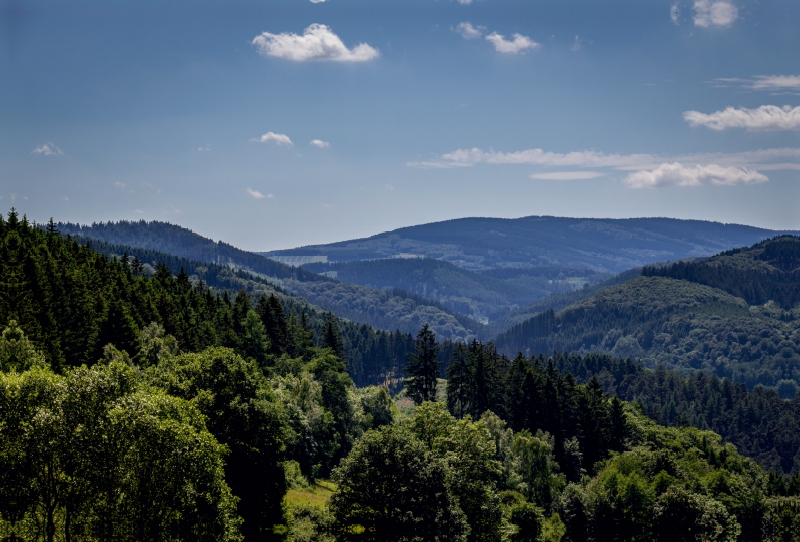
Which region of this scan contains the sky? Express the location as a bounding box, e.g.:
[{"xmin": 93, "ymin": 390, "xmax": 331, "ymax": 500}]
[{"xmin": 2, "ymin": 0, "xmax": 799, "ymax": 251}]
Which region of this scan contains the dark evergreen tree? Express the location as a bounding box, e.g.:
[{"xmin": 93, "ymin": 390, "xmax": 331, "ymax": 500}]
[{"xmin": 405, "ymin": 324, "xmax": 440, "ymax": 405}]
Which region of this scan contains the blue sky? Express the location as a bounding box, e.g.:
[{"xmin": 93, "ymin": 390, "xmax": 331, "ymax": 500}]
[{"xmin": 2, "ymin": 0, "xmax": 799, "ymax": 250}]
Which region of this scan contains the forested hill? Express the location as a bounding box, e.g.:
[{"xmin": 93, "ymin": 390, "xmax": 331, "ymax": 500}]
[
  {"xmin": 303, "ymin": 258, "xmax": 610, "ymax": 324},
  {"xmin": 643, "ymin": 235, "xmax": 800, "ymax": 309},
  {"xmin": 58, "ymin": 219, "xmax": 484, "ymax": 342},
  {"xmin": 3, "ymin": 211, "xmax": 414, "ymax": 384},
  {"xmin": 493, "ymin": 237, "xmax": 800, "ymax": 392},
  {"xmin": 58, "ymin": 219, "xmax": 324, "ymax": 282},
  {"xmin": 264, "ymin": 215, "xmax": 794, "ymax": 272}
]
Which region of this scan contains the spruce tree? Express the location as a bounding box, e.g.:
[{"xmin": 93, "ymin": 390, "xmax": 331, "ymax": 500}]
[{"xmin": 405, "ymin": 324, "xmax": 440, "ymax": 405}]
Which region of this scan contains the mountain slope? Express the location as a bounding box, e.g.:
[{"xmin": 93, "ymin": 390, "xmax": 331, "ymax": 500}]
[
  {"xmin": 59, "ymin": 220, "xmax": 482, "ymax": 341},
  {"xmin": 302, "ymin": 258, "xmax": 609, "ymax": 323},
  {"xmin": 263, "ymin": 216, "xmax": 795, "ymax": 272},
  {"xmin": 493, "ymin": 237, "xmax": 800, "ymax": 391}
]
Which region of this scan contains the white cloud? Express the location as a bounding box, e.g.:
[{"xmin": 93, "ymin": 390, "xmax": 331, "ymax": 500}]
[
  {"xmin": 430, "ymin": 147, "xmax": 654, "ymax": 168},
  {"xmin": 252, "ymin": 132, "xmax": 294, "ymax": 146},
  {"xmin": 457, "ymin": 0, "xmax": 473, "ymax": 4},
  {"xmin": 31, "ymin": 143, "xmax": 63, "ymax": 156},
  {"xmin": 693, "ymin": 0, "xmax": 738, "ymax": 27},
  {"xmin": 571, "ymin": 36, "xmax": 581, "ymax": 52},
  {"xmin": 252, "ymin": 24, "xmax": 379, "ymax": 62},
  {"xmin": 410, "ymin": 146, "xmax": 800, "ymax": 173},
  {"xmin": 247, "ymin": 188, "xmax": 266, "ymax": 199},
  {"xmin": 530, "ymin": 171, "xmax": 606, "ymax": 180},
  {"xmin": 670, "ymin": 3, "xmax": 681, "ymax": 24},
  {"xmin": 133, "ymin": 209, "xmax": 145, "ymax": 214},
  {"xmin": 683, "ymin": 105, "xmax": 800, "ymax": 131},
  {"xmin": 455, "ymin": 22, "xmax": 484, "ymax": 39},
  {"xmin": 749, "ymin": 75, "xmax": 800, "ymax": 92},
  {"xmin": 310, "ymin": 0, "xmax": 326, "ymax": 3},
  {"xmin": 114, "ymin": 182, "xmax": 126, "ymax": 189},
  {"xmin": 310, "ymin": 139, "xmax": 330, "ymax": 148},
  {"xmin": 485, "ymin": 32, "xmax": 540, "ymax": 53},
  {"xmin": 625, "ymin": 163, "xmax": 767, "ymax": 188}
]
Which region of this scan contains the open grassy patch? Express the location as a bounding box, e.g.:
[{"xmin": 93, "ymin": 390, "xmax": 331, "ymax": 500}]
[{"xmin": 285, "ymin": 480, "xmax": 337, "ymax": 508}]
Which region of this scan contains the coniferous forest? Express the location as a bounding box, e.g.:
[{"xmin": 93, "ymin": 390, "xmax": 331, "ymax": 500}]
[{"xmin": 3, "ymin": 209, "xmax": 800, "ymax": 541}]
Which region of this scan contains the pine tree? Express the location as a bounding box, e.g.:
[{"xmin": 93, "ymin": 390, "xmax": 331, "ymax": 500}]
[
  {"xmin": 446, "ymin": 342, "xmax": 471, "ymax": 418},
  {"xmin": 405, "ymin": 324, "xmax": 440, "ymax": 405}
]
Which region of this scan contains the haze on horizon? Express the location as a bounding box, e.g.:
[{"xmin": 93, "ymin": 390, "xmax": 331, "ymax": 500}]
[{"xmin": 2, "ymin": 0, "xmax": 799, "ymax": 252}]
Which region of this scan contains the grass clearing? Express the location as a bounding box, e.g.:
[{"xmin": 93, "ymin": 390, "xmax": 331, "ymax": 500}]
[{"xmin": 285, "ymin": 480, "xmax": 337, "ymax": 508}]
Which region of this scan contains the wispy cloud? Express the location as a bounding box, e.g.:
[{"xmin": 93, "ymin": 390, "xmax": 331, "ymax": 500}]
[
  {"xmin": 310, "ymin": 139, "xmax": 330, "ymax": 148},
  {"xmin": 693, "ymin": 0, "xmax": 738, "ymax": 27},
  {"xmin": 407, "ymin": 147, "xmax": 800, "ymax": 178},
  {"xmin": 247, "ymin": 188, "xmax": 266, "ymax": 199},
  {"xmin": 485, "ymin": 32, "xmax": 540, "ymax": 53},
  {"xmin": 114, "ymin": 182, "xmax": 126, "ymax": 189},
  {"xmin": 454, "ymin": 22, "xmax": 484, "ymax": 39},
  {"xmin": 252, "ymin": 24, "xmax": 379, "ymax": 62},
  {"xmin": 252, "ymin": 132, "xmax": 294, "ymax": 146},
  {"xmin": 31, "ymin": 143, "xmax": 63, "ymax": 156},
  {"xmin": 670, "ymin": 3, "xmax": 681, "ymax": 24},
  {"xmin": 713, "ymin": 75, "xmax": 800, "ymax": 93},
  {"xmin": 625, "ymin": 163, "xmax": 767, "ymax": 188},
  {"xmin": 570, "ymin": 36, "xmax": 581, "ymax": 52},
  {"xmin": 684, "ymin": 105, "xmax": 800, "ymax": 131},
  {"xmin": 530, "ymin": 171, "xmax": 606, "ymax": 180},
  {"xmin": 457, "ymin": 0, "xmax": 474, "ymax": 4},
  {"xmin": 309, "ymin": 0, "xmax": 326, "ymax": 3}
]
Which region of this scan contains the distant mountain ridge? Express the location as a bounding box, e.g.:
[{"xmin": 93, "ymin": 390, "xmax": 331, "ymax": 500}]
[{"xmin": 262, "ymin": 216, "xmax": 796, "ymax": 273}]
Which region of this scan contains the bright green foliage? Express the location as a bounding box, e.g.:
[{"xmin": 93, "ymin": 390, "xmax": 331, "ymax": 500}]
[
  {"xmin": 285, "ymin": 501, "xmax": 335, "ymax": 542},
  {"xmin": 652, "ymin": 486, "xmax": 739, "ymax": 542},
  {"xmin": 556, "ymin": 408, "xmax": 766, "ymax": 542},
  {"xmin": 355, "ymin": 386, "xmax": 395, "ymax": 429},
  {"xmin": 144, "ymin": 347, "xmax": 288, "ymax": 541},
  {"xmin": 0, "ymin": 362, "xmax": 241, "ymax": 541},
  {"xmin": 330, "ymin": 423, "xmax": 467, "ymax": 542},
  {"xmin": 762, "ymin": 497, "xmax": 800, "ymax": 542},
  {"xmin": 405, "ymin": 324, "xmax": 441, "ymax": 405},
  {"xmin": 0, "ymin": 320, "xmax": 46, "ymax": 372}
]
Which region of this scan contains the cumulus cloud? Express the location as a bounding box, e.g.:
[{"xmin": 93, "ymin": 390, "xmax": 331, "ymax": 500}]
[
  {"xmin": 670, "ymin": 3, "xmax": 681, "ymax": 24},
  {"xmin": 693, "ymin": 0, "xmax": 738, "ymax": 27},
  {"xmin": 454, "ymin": 22, "xmax": 484, "ymax": 39},
  {"xmin": 530, "ymin": 171, "xmax": 606, "ymax": 180},
  {"xmin": 485, "ymin": 32, "xmax": 540, "ymax": 53},
  {"xmin": 625, "ymin": 163, "xmax": 767, "ymax": 188},
  {"xmin": 252, "ymin": 132, "xmax": 294, "ymax": 146},
  {"xmin": 247, "ymin": 188, "xmax": 266, "ymax": 199},
  {"xmin": 31, "ymin": 143, "xmax": 63, "ymax": 156},
  {"xmin": 310, "ymin": 139, "xmax": 330, "ymax": 148},
  {"xmin": 252, "ymin": 24, "xmax": 379, "ymax": 62},
  {"xmin": 683, "ymin": 105, "xmax": 800, "ymax": 131}
]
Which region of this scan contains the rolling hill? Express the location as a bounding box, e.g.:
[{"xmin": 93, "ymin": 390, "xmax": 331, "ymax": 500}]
[
  {"xmin": 493, "ymin": 236, "xmax": 800, "ymax": 392},
  {"xmin": 302, "ymin": 258, "xmax": 610, "ymax": 323},
  {"xmin": 262, "ymin": 215, "xmax": 796, "ymax": 273},
  {"xmin": 58, "ymin": 220, "xmax": 483, "ymax": 342}
]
